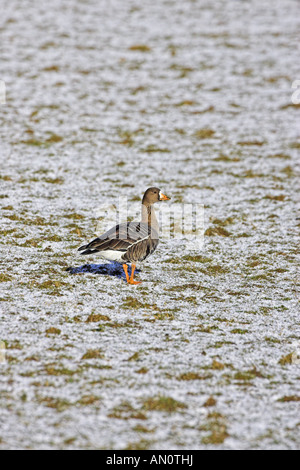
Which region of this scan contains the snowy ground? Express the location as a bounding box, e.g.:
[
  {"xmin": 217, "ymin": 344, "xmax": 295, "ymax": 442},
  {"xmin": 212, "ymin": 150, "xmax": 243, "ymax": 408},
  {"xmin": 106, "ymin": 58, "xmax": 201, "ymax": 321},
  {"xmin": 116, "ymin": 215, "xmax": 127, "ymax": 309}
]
[{"xmin": 0, "ymin": 0, "xmax": 299, "ymax": 450}]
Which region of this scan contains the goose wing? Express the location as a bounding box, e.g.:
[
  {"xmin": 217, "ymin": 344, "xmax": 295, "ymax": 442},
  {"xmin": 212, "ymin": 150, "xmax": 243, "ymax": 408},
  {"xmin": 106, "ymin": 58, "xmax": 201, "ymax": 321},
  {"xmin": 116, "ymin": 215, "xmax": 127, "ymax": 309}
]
[{"xmin": 78, "ymin": 222, "xmax": 156, "ymax": 255}]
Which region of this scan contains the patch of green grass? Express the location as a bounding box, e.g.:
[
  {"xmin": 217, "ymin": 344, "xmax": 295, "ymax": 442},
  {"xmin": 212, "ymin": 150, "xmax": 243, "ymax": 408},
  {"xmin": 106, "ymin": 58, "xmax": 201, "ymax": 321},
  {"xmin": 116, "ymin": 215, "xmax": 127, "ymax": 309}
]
[
  {"xmin": 268, "ymin": 153, "xmax": 291, "ymax": 160},
  {"xmin": 142, "ymin": 395, "xmax": 187, "ymax": 413},
  {"xmin": 0, "ymin": 274, "xmax": 12, "ymax": 282},
  {"xmin": 201, "ymin": 412, "xmax": 229, "ymax": 445},
  {"xmin": 27, "ymin": 216, "xmax": 51, "ymax": 226},
  {"xmin": 234, "ymin": 367, "xmax": 265, "ymax": 382},
  {"xmin": 108, "ymin": 401, "xmax": 147, "ymax": 420},
  {"xmin": 45, "ymin": 134, "xmax": 63, "ymax": 143},
  {"xmin": 164, "ymin": 257, "xmax": 181, "ymax": 264},
  {"xmin": 6, "ymin": 215, "xmax": 51, "ymax": 226},
  {"xmin": 211, "ymin": 217, "xmax": 235, "ymax": 226},
  {"xmin": 38, "ymin": 396, "xmax": 71, "ymax": 412},
  {"xmin": 6, "ymin": 340, "xmax": 22, "ymax": 350},
  {"xmin": 42, "ymin": 177, "xmax": 64, "ymax": 184},
  {"xmin": 289, "ymin": 142, "xmax": 300, "ymax": 149},
  {"xmin": 175, "ymin": 100, "xmax": 196, "ymax": 106},
  {"xmin": 20, "ymin": 138, "xmax": 45, "ymax": 146},
  {"xmin": 281, "ymin": 165, "xmax": 295, "ymax": 177},
  {"xmin": 205, "ymin": 227, "xmax": 231, "ymax": 237},
  {"xmin": 0, "ymin": 175, "xmax": 12, "ymax": 181},
  {"xmin": 141, "ymin": 145, "xmax": 170, "ymax": 153},
  {"xmin": 29, "ymin": 279, "xmax": 72, "ymax": 296},
  {"xmin": 132, "ymin": 424, "xmax": 154, "ymax": 433},
  {"xmin": 203, "ymin": 397, "xmax": 217, "ymax": 407},
  {"xmin": 278, "ymin": 353, "xmax": 294, "ymax": 365},
  {"xmin": 167, "ymin": 283, "xmax": 205, "ymax": 292},
  {"xmin": 250, "ymin": 274, "xmax": 271, "ymax": 281},
  {"xmin": 135, "ymin": 367, "xmax": 148, "ymax": 374},
  {"xmin": 265, "ymin": 194, "xmax": 286, "ymax": 201},
  {"xmin": 214, "ymin": 154, "xmax": 240, "ymax": 162},
  {"xmin": 104, "ymin": 319, "xmax": 139, "ymax": 329},
  {"xmin": 82, "ymin": 349, "xmax": 104, "ymax": 360},
  {"xmin": 63, "ymin": 212, "xmax": 84, "ymax": 220},
  {"xmin": 117, "ymin": 130, "xmax": 135, "ymax": 146},
  {"xmin": 45, "ymin": 327, "xmax": 61, "ymax": 335},
  {"xmin": 199, "ymin": 265, "xmax": 229, "ymax": 276},
  {"xmin": 230, "ymin": 328, "xmax": 248, "ymax": 334},
  {"xmin": 195, "ymin": 324, "xmax": 215, "ymax": 333},
  {"xmin": 236, "ymin": 232, "xmax": 251, "ymax": 238},
  {"xmin": 45, "ymin": 234, "xmax": 63, "ymax": 242},
  {"xmin": 277, "ymin": 396, "xmax": 300, "ymax": 402},
  {"xmin": 17, "ymin": 176, "xmax": 41, "ymax": 184},
  {"xmin": 20, "ymin": 133, "xmax": 63, "ymax": 147},
  {"xmin": 44, "ymin": 365, "xmax": 76, "ymax": 376},
  {"xmin": 86, "ymin": 313, "xmax": 111, "ymax": 322},
  {"xmin": 122, "ymin": 296, "xmax": 161, "ymax": 312},
  {"xmin": 18, "ymin": 238, "xmax": 42, "ymax": 248},
  {"xmin": 152, "ymin": 311, "xmax": 175, "ymax": 321},
  {"xmin": 129, "ymin": 44, "xmax": 151, "ymax": 52},
  {"xmin": 176, "ymin": 183, "xmax": 201, "ymax": 189},
  {"xmin": 182, "ymin": 255, "xmax": 213, "ymax": 263},
  {"xmin": 210, "ymin": 341, "xmax": 235, "ymax": 350},
  {"xmin": 33, "ymin": 280, "xmax": 69, "ymax": 289},
  {"xmin": 77, "ymin": 395, "xmax": 101, "ymax": 406},
  {"xmin": 125, "ymin": 439, "xmax": 154, "ymax": 450},
  {"xmin": 122, "ymin": 296, "xmax": 145, "ymax": 309},
  {"xmin": 237, "ymin": 140, "xmax": 265, "ymax": 146},
  {"xmin": 265, "ymin": 337, "xmax": 281, "ymax": 344},
  {"xmin": 4, "ymin": 214, "xmax": 22, "ymax": 221},
  {"xmin": 193, "ymin": 128, "xmax": 215, "ymax": 139},
  {"xmin": 177, "ymin": 372, "xmax": 211, "ymax": 381},
  {"xmin": 128, "ymin": 351, "xmax": 141, "ymax": 361},
  {"xmin": 0, "ymin": 228, "xmax": 18, "ymax": 237},
  {"xmin": 210, "ymin": 359, "xmax": 225, "ymax": 370}
]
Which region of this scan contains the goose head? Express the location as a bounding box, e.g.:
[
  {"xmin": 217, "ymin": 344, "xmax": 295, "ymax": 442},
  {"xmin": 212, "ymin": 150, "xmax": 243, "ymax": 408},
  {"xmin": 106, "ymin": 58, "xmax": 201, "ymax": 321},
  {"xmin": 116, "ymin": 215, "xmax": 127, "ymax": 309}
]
[{"xmin": 142, "ymin": 187, "xmax": 171, "ymax": 205}]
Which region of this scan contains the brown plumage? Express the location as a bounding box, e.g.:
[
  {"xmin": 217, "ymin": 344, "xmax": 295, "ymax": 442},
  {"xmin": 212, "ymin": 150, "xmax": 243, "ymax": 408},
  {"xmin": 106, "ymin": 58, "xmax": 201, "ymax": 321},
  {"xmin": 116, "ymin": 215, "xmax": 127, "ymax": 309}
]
[{"xmin": 78, "ymin": 187, "xmax": 170, "ymax": 284}]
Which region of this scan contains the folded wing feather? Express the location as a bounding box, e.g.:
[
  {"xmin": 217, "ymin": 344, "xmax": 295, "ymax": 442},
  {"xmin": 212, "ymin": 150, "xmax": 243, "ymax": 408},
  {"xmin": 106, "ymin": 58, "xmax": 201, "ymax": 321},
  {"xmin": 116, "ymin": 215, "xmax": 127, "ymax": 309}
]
[{"xmin": 78, "ymin": 222, "xmax": 157, "ymax": 255}]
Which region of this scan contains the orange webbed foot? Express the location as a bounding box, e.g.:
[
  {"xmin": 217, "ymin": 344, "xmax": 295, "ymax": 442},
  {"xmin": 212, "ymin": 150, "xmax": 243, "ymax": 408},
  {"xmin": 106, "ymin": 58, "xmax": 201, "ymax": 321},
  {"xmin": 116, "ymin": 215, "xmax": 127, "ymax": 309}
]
[{"xmin": 123, "ymin": 263, "xmax": 141, "ymax": 285}]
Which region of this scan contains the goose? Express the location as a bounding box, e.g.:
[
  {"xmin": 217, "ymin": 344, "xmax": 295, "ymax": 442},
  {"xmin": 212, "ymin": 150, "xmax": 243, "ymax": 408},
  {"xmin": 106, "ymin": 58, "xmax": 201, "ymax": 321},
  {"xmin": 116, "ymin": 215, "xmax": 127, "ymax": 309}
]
[{"xmin": 78, "ymin": 187, "xmax": 171, "ymax": 284}]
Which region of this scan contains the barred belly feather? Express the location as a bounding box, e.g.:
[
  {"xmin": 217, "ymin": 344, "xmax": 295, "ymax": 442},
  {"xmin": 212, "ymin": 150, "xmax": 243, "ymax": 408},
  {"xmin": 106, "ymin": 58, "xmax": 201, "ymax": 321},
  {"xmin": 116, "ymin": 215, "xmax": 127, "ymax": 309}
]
[{"xmin": 122, "ymin": 237, "xmax": 159, "ymax": 263}]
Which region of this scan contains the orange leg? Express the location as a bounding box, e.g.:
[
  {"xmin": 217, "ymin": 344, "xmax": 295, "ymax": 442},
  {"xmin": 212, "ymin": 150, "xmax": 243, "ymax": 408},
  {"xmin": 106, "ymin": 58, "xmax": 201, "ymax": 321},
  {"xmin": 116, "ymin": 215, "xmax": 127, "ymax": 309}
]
[
  {"xmin": 123, "ymin": 263, "xmax": 141, "ymax": 285},
  {"xmin": 130, "ymin": 264, "xmax": 142, "ymax": 284}
]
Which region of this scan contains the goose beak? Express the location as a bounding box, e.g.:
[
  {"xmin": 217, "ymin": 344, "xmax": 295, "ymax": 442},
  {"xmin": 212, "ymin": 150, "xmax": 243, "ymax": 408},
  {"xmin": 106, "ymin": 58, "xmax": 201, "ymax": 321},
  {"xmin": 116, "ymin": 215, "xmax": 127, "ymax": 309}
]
[{"xmin": 159, "ymin": 191, "xmax": 171, "ymax": 201}]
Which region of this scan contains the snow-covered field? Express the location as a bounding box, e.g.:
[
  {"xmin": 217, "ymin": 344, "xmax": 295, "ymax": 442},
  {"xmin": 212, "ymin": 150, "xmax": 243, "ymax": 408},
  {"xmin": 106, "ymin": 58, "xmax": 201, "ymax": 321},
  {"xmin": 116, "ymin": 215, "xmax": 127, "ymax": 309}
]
[{"xmin": 0, "ymin": 0, "xmax": 299, "ymax": 449}]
